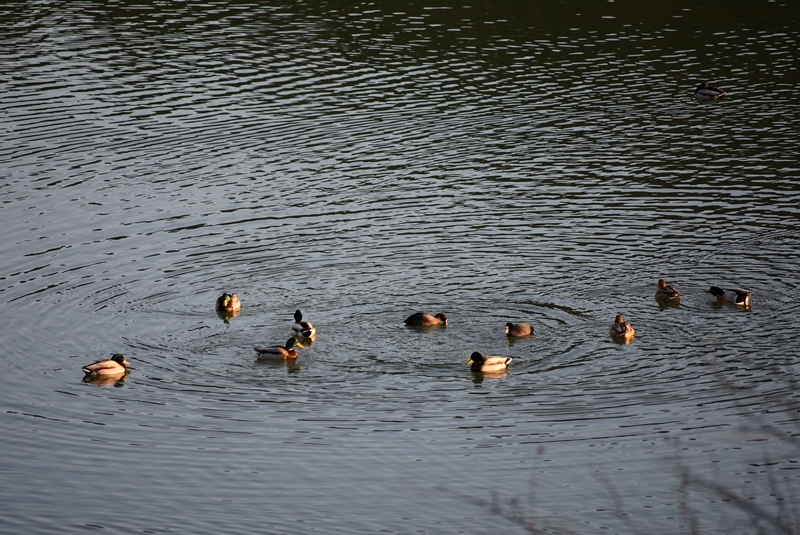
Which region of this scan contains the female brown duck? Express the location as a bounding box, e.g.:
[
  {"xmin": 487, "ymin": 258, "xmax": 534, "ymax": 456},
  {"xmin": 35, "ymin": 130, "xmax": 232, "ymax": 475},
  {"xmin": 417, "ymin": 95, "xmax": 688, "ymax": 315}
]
[
  {"xmin": 609, "ymin": 314, "xmax": 635, "ymax": 342},
  {"xmin": 404, "ymin": 312, "xmax": 448, "ymax": 326},
  {"xmin": 505, "ymin": 322, "xmax": 532, "ymax": 337}
]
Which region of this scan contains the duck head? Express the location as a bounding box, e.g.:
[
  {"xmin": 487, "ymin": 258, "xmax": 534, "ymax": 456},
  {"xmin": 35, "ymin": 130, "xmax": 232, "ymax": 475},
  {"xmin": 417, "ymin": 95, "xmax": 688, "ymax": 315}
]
[{"xmin": 284, "ymin": 338, "xmax": 305, "ymax": 350}]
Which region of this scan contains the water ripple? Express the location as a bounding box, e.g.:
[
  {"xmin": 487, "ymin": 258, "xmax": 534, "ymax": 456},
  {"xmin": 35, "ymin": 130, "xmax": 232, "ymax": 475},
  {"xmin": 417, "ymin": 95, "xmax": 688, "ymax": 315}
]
[{"xmin": 2, "ymin": 2, "xmax": 800, "ymax": 533}]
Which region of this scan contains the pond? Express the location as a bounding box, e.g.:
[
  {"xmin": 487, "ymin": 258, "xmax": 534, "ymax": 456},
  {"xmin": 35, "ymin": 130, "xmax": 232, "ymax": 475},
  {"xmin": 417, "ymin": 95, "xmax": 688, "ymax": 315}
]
[{"xmin": 1, "ymin": 1, "xmax": 799, "ymax": 533}]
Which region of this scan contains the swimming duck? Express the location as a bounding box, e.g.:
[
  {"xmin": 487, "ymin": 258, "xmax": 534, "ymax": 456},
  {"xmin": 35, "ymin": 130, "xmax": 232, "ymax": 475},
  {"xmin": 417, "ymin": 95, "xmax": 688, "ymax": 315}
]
[
  {"xmin": 254, "ymin": 338, "xmax": 305, "ymax": 359},
  {"xmin": 707, "ymin": 286, "xmax": 751, "ymax": 306},
  {"xmin": 291, "ymin": 309, "xmax": 316, "ymax": 338},
  {"xmin": 655, "ymin": 279, "xmax": 681, "ymax": 301},
  {"xmin": 404, "ymin": 312, "xmax": 448, "ymax": 326},
  {"xmin": 609, "ymin": 314, "xmax": 635, "ymax": 341},
  {"xmin": 505, "ymin": 322, "xmax": 533, "ymax": 337},
  {"xmin": 82, "ymin": 353, "xmax": 130, "ymax": 377},
  {"xmin": 466, "ymin": 352, "xmax": 512, "ymax": 373},
  {"xmin": 216, "ymin": 293, "xmax": 241, "ymax": 312},
  {"xmin": 694, "ymin": 83, "xmax": 727, "ymax": 101}
]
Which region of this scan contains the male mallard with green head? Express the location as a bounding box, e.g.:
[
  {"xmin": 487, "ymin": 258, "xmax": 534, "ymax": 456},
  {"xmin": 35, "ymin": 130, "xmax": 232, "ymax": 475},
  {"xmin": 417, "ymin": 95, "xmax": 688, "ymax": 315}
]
[
  {"xmin": 694, "ymin": 82, "xmax": 727, "ymax": 101},
  {"xmin": 404, "ymin": 312, "xmax": 448, "ymax": 326},
  {"xmin": 707, "ymin": 286, "xmax": 751, "ymax": 306},
  {"xmin": 655, "ymin": 279, "xmax": 681, "ymax": 302},
  {"xmin": 216, "ymin": 293, "xmax": 241, "ymax": 312},
  {"xmin": 466, "ymin": 352, "xmax": 512, "ymax": 373},
  {"xmin": 254, "ymin": 338, "xmax": 305, "ymax": 360},
  {"xmin": 82, "ymin": 353, "xmax": 130, "ymax": 377},
  {"xmin": 291, "ymin": 309, "xmax": 316, "ymax": 338}
]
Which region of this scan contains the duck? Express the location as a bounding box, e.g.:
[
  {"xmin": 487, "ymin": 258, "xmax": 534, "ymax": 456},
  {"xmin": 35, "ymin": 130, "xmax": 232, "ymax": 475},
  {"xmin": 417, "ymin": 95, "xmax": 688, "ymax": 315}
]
[
  {"xmin": 466, "ymin": 352, "xmax": 512, "ymax": 373},
  {"xmin": 82, "ymin": 353, "xmax": 130, "ymax": 377},
  {"xmin": 505, "ymin": 322, "xmax": 532, "ymax": 337},
  {"xmin": 694, "ymin": 82, "xmax": 727, "ymax": 101},
  {"xmin": 254, "ymin": 338, "xmax": 305, "ymax": 360},
  {"xmin": 291, "ymin": 309, "xmax": 316, "ymax": 338},
  {"xmin": 404, "ymin": 312, "xmax": 448, "ymax": 326},
  {"xmin": 655, "ymin": 279, "xmax": 681, "ymax": 301},
  {"xmin": 609, "ymin": 314, "xmax": 635, "ymax": 341},
  {"xmin": 707, "ymin": 286, "xmax": 751, "ymax": 306},
  {"xmin": 216, "ymin": 293, "xmax": 241, "ymax": 312}
]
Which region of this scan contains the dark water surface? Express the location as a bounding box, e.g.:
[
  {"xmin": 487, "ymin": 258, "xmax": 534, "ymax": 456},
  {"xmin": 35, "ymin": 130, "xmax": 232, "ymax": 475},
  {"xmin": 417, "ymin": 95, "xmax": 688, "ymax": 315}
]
[{"xmin": 2, "ymin": 1, "xmax": 799, "ymax": 533}]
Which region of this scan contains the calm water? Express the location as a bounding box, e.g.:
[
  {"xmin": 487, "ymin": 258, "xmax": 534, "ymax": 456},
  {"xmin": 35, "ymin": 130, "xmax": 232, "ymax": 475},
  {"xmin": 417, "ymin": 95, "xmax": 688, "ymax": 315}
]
[{"xmin": 2, "ymin": 1, "xmax": 800, "ymax": 533}]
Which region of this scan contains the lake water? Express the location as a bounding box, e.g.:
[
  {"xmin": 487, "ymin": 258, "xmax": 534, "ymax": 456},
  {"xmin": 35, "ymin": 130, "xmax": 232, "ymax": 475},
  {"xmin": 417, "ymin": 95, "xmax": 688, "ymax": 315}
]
[{"xmin": 2, "ymin": 1, "xmax": 799, "ymax": 533}]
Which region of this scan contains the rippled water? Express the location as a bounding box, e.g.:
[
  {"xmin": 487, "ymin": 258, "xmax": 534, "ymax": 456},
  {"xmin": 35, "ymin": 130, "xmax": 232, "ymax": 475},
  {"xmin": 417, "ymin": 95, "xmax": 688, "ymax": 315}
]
[{"xmin": 2, "ymin": 1, "xmax": 800, "ymax": 533}]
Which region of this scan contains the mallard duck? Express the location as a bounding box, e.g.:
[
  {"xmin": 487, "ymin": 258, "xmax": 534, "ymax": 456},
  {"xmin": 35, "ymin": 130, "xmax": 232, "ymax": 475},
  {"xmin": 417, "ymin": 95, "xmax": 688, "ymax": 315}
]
[
  {"xmin": 254, "ymin": 338, "xmax": 304, "ymax": 359},
  {"xmin": 505, "ymin": 322, "xmax": 532, "ymax": 337},
  {"xmin": 610, "ymin": 314, "xmax": 635, "ymax": 341},
  {"xmin": 655, "ymin": 279, "xmax": 681, "ymax": 301},
  {"xmin": 707, "ymin": 286, "xmax": 751, "ymax": 306},
  {"xmin": 694, "ymin": 82, "xmax": 727, "ymax": 101},
  {"xmin": 291, "ymin": 309, "xmax": 316, "ymax": 338},
  {"xmin": 216, "ymin": 293, "xmax": 241, "ymax": 312},
  {"xmin": 82, "ymin": 353, "xmax": 130, "ymax": 377},
  {"xmin": 466, "ymin": 352, "xmax": 512, "ymax": 373},
  {"xmin": 404, "ymin": 312, "xmax": 448, "ymax": 326}
]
